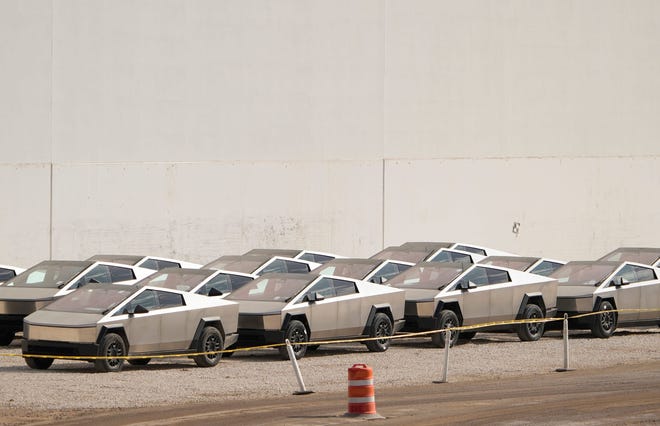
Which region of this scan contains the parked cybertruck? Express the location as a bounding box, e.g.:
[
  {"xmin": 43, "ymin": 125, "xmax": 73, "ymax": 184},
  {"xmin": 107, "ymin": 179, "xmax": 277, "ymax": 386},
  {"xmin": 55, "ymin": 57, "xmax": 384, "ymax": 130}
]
[
  {"xmin": 399, "ymin": 241, "xmax": 517, "ymax": 259},
  {"xmin": 370, "ymin": 246, "xmax": 441, "ymax": 264},
  {"xmin": 88, "ymin": 254, "xmax": 203, "ymax": 270},
  {"xmin": 243, "ymin": 249, "xmax": 344, "ymax": 265},
  {"xmin": 138, "ymin": 267, "xmax": 257, "ymax": 297},
  {"xmin": 0, "ymin": 260, "xmax": 154, "ymax": 345},
  {"xmin": 480, "ymin": 256, "xmax": 566, "ymax": 277},
  {"xmin": 389, "ymin": 262, "xmax": 557, "ymax": 347},
  {"xmin": 226, "ymin": 273, "xmax": 405, "ymax": 360},
  {"xmin": 0, "ymin": 264, "xmax": 25, "ymax": 284},
  {"xmin": 371, "ymin": 242, "xmax": 511, "ymax": 265},
  {"xmin": 597, "ymin": 247, "xmax": 660, "ymax": 266},
  {"xmin": 552, "ymin": 261, "xmax": 660, "ymax": 338},
  {"xmin": 22, "ymin": 283, "xmax": 239, "ymax": 372},
  {"xmin": 315, "ymin": 258, "xmax": 414, "ymax": 284},
  {"xmin": 204, "ymin": 254, "xmax": 321, "ymax": 275}
]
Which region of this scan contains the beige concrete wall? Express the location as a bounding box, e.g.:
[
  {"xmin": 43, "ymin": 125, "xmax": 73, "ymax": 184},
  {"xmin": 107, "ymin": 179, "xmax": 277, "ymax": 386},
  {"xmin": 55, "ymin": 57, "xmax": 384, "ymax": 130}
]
[
  {"xmin": 0, "ymin": 164, "xmax": 51, "ymax": 264},
  {"xmin": 52, "ymin": 1, "xmax": 384, "ymax": 163},
  {"xmin": 0, "ymin": 1, "xmax": 52, "ymax": 164},
  {"xmin": 51, "ymin": 161, "xmax": 383, "ymax": 264},
  {"xmin": 385, "ymin": 1, "xmax": 660, "ymax": 159},
  {"xmin": 383, "ymin": 1, "xmax": 660, "ymax": 260},
  {"xmin": 384, "ymin": 157, "xmax": 659, "ymax": 261},
  {"xmin": 0, "ymin": 2, "xmax": 52, "ymax": 267},
  {"xmin": 1, "ymin": 1, "xmax": 658, "ymax": 266}
]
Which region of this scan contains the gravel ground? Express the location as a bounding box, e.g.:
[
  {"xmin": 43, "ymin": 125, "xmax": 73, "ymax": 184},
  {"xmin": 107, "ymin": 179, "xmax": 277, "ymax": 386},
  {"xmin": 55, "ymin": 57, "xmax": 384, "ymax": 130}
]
[{"xmin": 0, "ymin": 327, "xmax": 658, "ymax": 414}]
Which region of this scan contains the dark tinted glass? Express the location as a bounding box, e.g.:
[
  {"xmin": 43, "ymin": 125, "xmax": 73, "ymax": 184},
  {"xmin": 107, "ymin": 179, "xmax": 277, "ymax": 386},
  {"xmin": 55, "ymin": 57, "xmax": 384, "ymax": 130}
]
[
  {"xmin": 299, "ymin": 253, "xmax": 334, "ymax": 264},
  {"xmin": 157, "ymin": 290, "xmax": 185, "ymax": 308},
  {"xmin": 453, "ymin": 245, "xmax": 487, "ymax": 256},
  {"xmin": 141, "ymin": 259, "xmax": 181, "ymax": 270},
  {"xmin": 529, "ymin": 261, "xmax": 563, "ymax": 277},
  {"xmin": 0, "ymin": 268, "xmax": 16, "ymax": 282},
  {"xmin": 333, "ymin": 279, "xmax": 357, "ymax": 296},
  {"xmin": 109, "ymin": 266, "xmax": 135, "ymax": 282},
  {"xmin": 285, "ymin": 260, "xmax": 311, "ymax": 273}
]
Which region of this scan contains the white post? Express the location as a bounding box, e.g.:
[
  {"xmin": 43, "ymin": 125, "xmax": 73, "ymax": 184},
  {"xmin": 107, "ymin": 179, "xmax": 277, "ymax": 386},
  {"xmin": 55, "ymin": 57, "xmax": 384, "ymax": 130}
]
[
  {"xmin": 556, "ymin": 314, "xmax": 573, "ymax": 372},
  {"xmin": 286, "ymin": 339, "xmax": 314, "ymax": 395},
  {"xmin": 433, "ymin": 329, "xmax": 451, "ymax": 383}
]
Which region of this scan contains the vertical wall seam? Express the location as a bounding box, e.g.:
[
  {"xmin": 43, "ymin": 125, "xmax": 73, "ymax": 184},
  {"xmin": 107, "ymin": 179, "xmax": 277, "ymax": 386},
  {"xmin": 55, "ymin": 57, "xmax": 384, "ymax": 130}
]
[
  {"xmin": 49, "ymin": 0, "xmax": 54, "ymax": 260},
  {"xmin": 382, "ymin": 159, "xmax": 385, "ymax": 249},
  {"xmin": 49, "ymin": 163, "xmax": 53, "ymax": 260},
  {"xmin": 381, "ymin": 0, "xmax": 387, "ymax": 250}
]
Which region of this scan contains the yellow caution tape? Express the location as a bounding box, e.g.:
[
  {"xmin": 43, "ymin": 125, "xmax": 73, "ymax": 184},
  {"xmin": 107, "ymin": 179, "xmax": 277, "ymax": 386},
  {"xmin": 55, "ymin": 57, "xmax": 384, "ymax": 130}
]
[{"xmin": 2, "ymin": 307, "xmax": 658, "ymax": 361}]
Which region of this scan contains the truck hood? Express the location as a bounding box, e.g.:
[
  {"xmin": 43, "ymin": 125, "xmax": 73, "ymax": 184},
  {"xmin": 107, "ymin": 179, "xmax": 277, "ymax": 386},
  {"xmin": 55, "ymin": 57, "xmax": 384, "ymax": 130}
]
[
  {"xmin": 24, "ymin": 309, "xmax": 103, "ymax": 327},
  {"xmin": 0, "ymin": 287, "xmax": 59, "ymax": 302}
]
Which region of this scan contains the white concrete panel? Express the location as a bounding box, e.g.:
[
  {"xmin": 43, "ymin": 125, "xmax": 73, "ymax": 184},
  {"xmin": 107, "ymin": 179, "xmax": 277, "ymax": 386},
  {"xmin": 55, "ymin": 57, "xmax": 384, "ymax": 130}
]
[
  {"xmin": 385, "ymin": 1, "xmax": 660, "ymax": 159},
  {"xmin": 384, "ymin": 157, "xmax": 660, "ymax": 261},
  {"xmin": 52, "ymin": 0, "xmax": 384, "ymax": 163},
  {"xmin": 0, "ymin": 1, "xmax": 51, "ymax": 163},
  {"xmin": 0, "ymin": 164, "xmax": 51, "ymax": 266},
  {"xmin": 51, "ymin": 161, "xmax": 382, "ymax": 263}
]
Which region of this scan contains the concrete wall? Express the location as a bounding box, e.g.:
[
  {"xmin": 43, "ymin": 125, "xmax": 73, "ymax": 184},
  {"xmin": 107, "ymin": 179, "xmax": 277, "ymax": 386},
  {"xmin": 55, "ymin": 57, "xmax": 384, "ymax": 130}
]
[{"xmin": 1, "ymin": 1, "xmax": 658, "ymax": 267}]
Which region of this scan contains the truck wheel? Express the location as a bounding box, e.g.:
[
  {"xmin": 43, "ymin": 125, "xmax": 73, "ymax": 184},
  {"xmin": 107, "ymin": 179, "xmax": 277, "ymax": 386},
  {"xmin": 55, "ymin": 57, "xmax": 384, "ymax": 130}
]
[
  {"xmin": 591, "ymin": 300, "xmax": 617, "ymax": 338},
  {"xmin": 516, "ymin": 303, "xmax": 545, "ymax": 341},
  {"xmin": 194, "ymin": 326, "xmax": 223, "ymax": 367},
  {"xmin": 431, "ymin": 310, "xmax": 460, "ymax": 348},
  {"xmin": 278, "ymin": 320, "xmax": 308, "ymax": 360},
  {"xmin": 95, "ymin": 333, "xmax": 126, "ymax": 373},
  {"xmin": 365, "ymin": 312, "xmax": 393, "ymax": 352},
  {"xmin": 25, "ymin": 357, "xmax": 54, "ymax": 370}
]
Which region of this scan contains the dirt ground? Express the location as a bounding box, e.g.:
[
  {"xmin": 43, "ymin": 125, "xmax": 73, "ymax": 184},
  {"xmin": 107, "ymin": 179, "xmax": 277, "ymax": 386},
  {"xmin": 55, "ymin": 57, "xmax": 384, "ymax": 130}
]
[{"xmin": 2, "ymin": 360, "xmax": 658, "ymax": 425}]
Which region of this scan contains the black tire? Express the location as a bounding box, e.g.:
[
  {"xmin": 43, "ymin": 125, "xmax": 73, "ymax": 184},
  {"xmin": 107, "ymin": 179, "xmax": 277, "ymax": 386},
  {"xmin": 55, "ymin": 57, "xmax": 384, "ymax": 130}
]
[
  {"xmin": 278, "ymin": 320, "xmax": 308, "ymax": 360},
  {"xmin": 431, "ymin": 310, "xmax": 460, "ymax": 348},
  {"xmin": 193, "ymin": 326, "xmax": 223, "ymax": 367},
  {"xmin": 0, "ymin": 331, "xmax": 15, "ymax": 346},
  {"xmin": 94, "ymin": 333, "xmax": 127, "ymax": 373},
  {"xmin": 365, "ymin": 312, "xmax": 393, "ymax": 352},
  {"xmin": 127, "ymin": 358, "xmax": 151, "ymax": 366},
  {"xmin": 516, "ymin": 303, "xmax": 545, "ymax": 341},
  {"xmin": 591, "ymin": 300, "xmax": 617, "ymax": 338},
  {"xmin": 25, "ymin": 357, "xmax": 54, "ymax": 370},
  {"xmin": 458, "ymin": 331, "xmax": 477, "ymax": 342}
]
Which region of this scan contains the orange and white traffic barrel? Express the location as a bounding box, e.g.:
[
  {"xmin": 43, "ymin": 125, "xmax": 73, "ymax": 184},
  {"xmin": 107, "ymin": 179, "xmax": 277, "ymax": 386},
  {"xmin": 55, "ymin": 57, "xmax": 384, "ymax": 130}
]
[{"xmin": 345, "ymin": 364, "xmax": 383, "ymax": 418}]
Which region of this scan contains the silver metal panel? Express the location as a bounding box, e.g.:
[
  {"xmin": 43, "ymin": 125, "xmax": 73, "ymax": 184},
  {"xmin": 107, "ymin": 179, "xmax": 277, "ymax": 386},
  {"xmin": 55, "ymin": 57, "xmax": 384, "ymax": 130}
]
[
  {"xmin": 454, "ymin": 289, "xmax": 490, "ymax": 326},
  {"xmin": 599, "ymin": 285, "xmax": 641, "ymax": 323},
  {"xmin": 0, "ymin": 300, "xmax": 40, "ymax": 316},
  {"xmin": 306, "ymin": 298, "xmax": 338, "ymax": 340},
  {"xmin": 24, "ymin": 310, "xmax": 102, "ymax": 327},
  {"xmin": 336, "ymin": 297, "xmax": 364, "ymax": 337},
  {"xmin": 639, "ymin": 281, "xmax": 660, "ymax": 322},
  {"xmin": 25, "ymin": 324, "xmax": 96, "ymax": 343},
  {"xmin": 557, "ymin": 296, "xmax": 593, "ymax": 313}
]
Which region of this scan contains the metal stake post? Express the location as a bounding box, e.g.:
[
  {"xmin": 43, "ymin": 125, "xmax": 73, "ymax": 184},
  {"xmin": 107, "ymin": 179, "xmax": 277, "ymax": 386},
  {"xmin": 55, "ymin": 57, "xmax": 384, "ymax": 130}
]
[
  {"xmin": 286, "ymin": 339, "xmax": 314, "ymax": 394},
  {"xmin": 556, "ymin": 314, "xmax": 573, "ymax": 372},
  {"xmin": 433, "ymin": 329, "xmax": 451, "ymax": 383}
]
